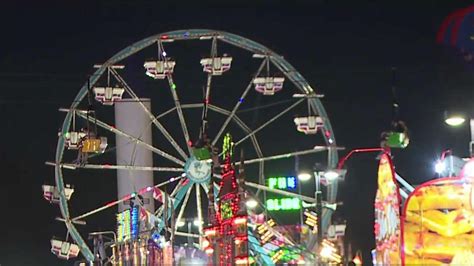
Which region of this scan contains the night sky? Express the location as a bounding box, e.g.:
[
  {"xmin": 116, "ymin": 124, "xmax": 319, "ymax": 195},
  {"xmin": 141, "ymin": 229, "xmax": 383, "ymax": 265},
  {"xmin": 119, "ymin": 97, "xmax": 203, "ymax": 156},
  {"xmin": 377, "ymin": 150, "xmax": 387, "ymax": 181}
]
[{"xmin": 2, "ymin": 1, "xmax": 474, "ymax": 265}]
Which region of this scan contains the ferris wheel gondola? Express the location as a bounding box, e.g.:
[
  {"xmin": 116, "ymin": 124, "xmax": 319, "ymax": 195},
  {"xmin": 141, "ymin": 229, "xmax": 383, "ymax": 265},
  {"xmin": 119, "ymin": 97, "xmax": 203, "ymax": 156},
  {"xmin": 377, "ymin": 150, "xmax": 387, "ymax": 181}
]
[
  {"xmin": 42, "ymin": 184, "xmax": 74, "ymax": 204},
  {"xmin": 47, "ymin": 29, "xmax": 340, "ymax": 264}
]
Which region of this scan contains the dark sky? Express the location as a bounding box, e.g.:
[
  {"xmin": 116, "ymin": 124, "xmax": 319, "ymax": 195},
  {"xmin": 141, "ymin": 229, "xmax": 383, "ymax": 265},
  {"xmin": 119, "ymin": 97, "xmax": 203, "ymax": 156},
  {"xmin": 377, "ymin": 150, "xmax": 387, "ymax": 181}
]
[{"xmin": 1, "ymin": 1, "xmax": 474, "ymax": 265}]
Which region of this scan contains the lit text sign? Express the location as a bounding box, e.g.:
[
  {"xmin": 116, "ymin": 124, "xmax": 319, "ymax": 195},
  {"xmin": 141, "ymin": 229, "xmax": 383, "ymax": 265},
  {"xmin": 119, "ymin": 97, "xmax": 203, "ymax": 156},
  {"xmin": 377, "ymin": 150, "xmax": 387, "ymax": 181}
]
[
  {"xmin": 266, "ymin": 176, "xmax": 300, "ymax": 211},
  {"xmin": 267, "ymin": 176, "xmax": 297, "ymax": 190},
  {"xmin": 117, "ymin": 210, "xmax": 131, "ymax": 242},
  {"xmin": 266, "ymin": 198, "xmax": 300, "ymax": 211}
]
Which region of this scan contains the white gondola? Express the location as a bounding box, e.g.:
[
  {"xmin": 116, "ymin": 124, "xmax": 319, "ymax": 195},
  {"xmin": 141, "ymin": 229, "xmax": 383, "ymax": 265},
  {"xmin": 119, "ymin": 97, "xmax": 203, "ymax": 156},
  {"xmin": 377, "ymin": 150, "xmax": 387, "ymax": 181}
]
[
  {"xmin": 144, "ymin": 60, "xmax": 176, "ymax": 79},
  {"xmin": 294, "ymin": 116, "xmax": 324, "ymax": 135},
  {"xmin": 43, "ymin": 184, "xmax": 74, "ymax": 204},
  {"xmin": 50, "ymin": 239, "xmax": 80, "ymax": 260},
  {"xmin": 62, "ymin": 132, "xmax": 87, "ymax": 150},
  {"xmin": 253, "ymin": 77, "xmax": 285, "ymax": 95},
  {"xmin": 200, "ymin": 56, "xmax": 232, "ymax": 75},
  {"xmin": 93, "ymin": 86, "xmax": 124, "ymax": 105}
]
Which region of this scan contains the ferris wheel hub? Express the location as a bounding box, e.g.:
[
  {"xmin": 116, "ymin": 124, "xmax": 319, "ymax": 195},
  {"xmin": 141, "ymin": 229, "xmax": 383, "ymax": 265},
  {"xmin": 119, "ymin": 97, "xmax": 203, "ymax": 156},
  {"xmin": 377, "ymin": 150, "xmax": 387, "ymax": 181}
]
[{"xmin": 184, "ymin": 156, "xmax": 212, "ymax": 184}]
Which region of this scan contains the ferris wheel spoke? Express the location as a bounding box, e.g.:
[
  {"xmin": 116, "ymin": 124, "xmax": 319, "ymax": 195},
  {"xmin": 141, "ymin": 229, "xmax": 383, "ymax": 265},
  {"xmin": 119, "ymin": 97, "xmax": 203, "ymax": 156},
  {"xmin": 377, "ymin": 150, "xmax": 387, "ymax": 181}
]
[
  {"xmin": 69, "ymin": 109, "xmax": 185, "ymax": 166},
  {"xmin": 174, "ymin": 185, "xmax": 193, "ymax": 232},
  {"xmin": 109, "ymin": 68, "xmax": 189, "ymax": 160},
  {"xmin": 155, "ymin": 178, "xmax": 187, "ymax": 216},
  {"xmin": 195, "ymin": 183, "xmax": 204, "ymax": 237},
  {"xmin": 208, "ymin": 104, "xmax": 264, "ymax": 160},
  {"xmin": 237, "ymin": 146, "xmax": 343, "ymax": 166},
  {"xmin": 200, "ymin": 182, "xmax": 219, "ymax": 213},
  {"xmin": 154, "ymin": 179, "xmax": 194, "ymax": 235},
  {"xmin": 165, "ymin": 75, "xmax": 193, "ymax": 155},
  {"xmin": 212, "ymin": 59, "xmax": 267, "ymax": 146},
  {"xmin": 71, "ymin": 175, "xmax": 183, "ymax": 222},
  {"xmin": 234, "ymin": 98, "xmax": 305, "ymax": 147},
  {"xmin": 174, "ymin": 231, "xmax": 200, "ymax": 239},
  {"xmin": 46, "ymin": 161, "xmax": 183, "ymax": 173}
]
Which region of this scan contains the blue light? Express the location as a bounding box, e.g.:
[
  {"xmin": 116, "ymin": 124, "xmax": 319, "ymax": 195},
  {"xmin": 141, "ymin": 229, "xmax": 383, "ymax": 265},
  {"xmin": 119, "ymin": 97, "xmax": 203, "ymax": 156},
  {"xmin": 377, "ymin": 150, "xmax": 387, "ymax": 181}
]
[
  {"xmin": 287, "ymin": 176, "xmax": 297, "ymax": 189},
  {"xmin": 131, "ymin": 206, "xmax": 139, "ymax": 239},
  {"xmin": 239, "ymin": 98, "xmax": 244, "ymax": 103},
  {"xmin": 152, "ymin": 232, "xmax": 160, "ymax": 242}
]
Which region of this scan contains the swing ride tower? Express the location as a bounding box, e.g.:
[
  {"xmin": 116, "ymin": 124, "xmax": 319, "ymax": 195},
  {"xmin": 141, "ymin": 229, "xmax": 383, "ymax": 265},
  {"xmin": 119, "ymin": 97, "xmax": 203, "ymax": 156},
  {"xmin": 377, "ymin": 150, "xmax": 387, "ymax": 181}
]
[{"xmin": 115, "ymin": 99, "xmax": 155, "ymax": 213}]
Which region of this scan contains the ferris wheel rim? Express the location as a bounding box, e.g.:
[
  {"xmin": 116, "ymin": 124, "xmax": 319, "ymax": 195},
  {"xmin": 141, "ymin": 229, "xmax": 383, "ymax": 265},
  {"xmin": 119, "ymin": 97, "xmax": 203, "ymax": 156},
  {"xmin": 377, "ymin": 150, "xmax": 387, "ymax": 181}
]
[{"xmin": 54, "ymin": 29, "xmax": 339, "ymax": 261}]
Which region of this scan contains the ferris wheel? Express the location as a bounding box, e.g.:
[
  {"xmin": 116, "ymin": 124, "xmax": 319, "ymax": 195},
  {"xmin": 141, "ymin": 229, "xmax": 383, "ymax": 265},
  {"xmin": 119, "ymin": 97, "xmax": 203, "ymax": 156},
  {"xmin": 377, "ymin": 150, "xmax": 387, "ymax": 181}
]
[{"xmin": 44, "ymin": 29, "xmax": 340, "ymax": 263}]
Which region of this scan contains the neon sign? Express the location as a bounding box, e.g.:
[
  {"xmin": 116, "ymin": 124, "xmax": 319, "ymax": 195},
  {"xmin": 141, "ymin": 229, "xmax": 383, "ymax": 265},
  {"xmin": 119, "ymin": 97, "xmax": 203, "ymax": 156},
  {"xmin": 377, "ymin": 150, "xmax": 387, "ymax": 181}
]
[
  {"xmin": 266, "ymin": 176, "xmax": 300, "ymax": 211},
  {"xmin": 117, "ymin": 210, "xmax": 131, "ymax": 242},
  {"xmin": 266, "ymin": 198, "xmax": 300, "ymax": 211},
  {"xmin": 267, "ymin": 176, "xmax": 297, "ymax": 190},
  {"xmin": 116, "ymin": 206, "xmax": 140, "ymax": 242},
  {"xmin": 131, "ymin": 206, "xmax": 139, "ymax": 239}
]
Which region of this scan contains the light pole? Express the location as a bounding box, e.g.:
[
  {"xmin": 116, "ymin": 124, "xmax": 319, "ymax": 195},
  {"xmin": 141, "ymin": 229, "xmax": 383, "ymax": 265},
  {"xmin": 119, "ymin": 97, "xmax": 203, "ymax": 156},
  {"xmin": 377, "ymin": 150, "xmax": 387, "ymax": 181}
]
[
  {"xmin": 298, "ymin": 169, "xmax": 343, "ymax": 264},
  {"xmin": 314, "ymin": 171, "xmax": 323, "ymax": 254},
  {"xmin": 444, "ymin": 112, "xmax": 474, "ymax": 157}
]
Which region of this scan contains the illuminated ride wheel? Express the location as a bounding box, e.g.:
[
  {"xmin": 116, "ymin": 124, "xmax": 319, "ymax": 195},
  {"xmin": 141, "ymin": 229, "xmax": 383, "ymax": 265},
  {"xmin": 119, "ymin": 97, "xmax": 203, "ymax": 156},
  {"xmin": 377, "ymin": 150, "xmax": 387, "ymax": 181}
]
[{"xmin": 46, "ymin": 29, "xmax": 339, "ymax": 263}]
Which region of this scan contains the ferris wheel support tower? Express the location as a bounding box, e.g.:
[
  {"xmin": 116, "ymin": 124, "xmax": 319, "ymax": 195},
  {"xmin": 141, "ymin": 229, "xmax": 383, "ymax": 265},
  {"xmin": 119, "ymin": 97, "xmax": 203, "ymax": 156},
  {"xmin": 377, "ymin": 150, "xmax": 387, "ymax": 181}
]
[{"xmin": 115, "ymin": 99, "xmax": 155, "ymax": 213}]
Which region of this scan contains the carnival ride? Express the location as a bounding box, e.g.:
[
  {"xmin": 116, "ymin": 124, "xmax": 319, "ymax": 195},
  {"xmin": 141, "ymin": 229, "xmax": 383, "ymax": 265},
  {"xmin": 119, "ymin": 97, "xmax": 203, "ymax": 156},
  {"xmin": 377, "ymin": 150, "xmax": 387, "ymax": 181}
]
[{"xmin": 43, "ymin": 29, "xmax": 342, "ymax": 264}]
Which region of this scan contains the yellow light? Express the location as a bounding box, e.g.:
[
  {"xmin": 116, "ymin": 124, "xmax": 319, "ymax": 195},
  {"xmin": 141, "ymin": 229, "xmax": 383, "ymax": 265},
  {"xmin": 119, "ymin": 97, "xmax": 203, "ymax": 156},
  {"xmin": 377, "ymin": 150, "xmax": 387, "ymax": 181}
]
[
  {"xmin": 234, "ymin": 217, "xmax": 247, "ymax": 225},
  {"xmin": 204, "ymin": 229, "xmax": 216, "ymax": 236},
  {"xmin": 236, "ymin": 258, "xmax": 248, "ymax": 264},
  {"xmin": 205, "ymin": 248, "xmax": 214, "ymax": 255},
  {"xmin": 353, "ymin": 255, "xmax": 362, "ymax": 265},
  {"xmin": 320, "ymin": 246, "xmax": 333, "ymax": 258}
]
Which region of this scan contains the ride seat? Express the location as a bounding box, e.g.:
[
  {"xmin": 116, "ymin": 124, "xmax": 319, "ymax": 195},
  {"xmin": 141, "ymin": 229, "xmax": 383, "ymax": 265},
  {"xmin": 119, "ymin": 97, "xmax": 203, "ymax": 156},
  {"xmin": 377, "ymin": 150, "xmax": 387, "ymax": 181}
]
[
  {"xmin": 253, "ymin": 77, "xmax": 285, "ymax": 95},
  {"xmin": 294, "ymin": 116, "xmax": 323, "ymax": 135},
  {"xmin": 200, "ymin": 56, "xmax": 232, "ymax": 75},
  {"xmin": 93, "ymin": 87, "xmax": 124, "ymax": 105},
  {"xmin": 144, "ymin": 60, "xmax": 176, "ymax": 79}
]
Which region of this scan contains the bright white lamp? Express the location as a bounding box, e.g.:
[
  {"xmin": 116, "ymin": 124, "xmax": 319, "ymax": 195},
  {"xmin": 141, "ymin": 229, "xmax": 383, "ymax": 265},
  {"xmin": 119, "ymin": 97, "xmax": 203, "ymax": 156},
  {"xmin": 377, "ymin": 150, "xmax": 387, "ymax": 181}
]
[
  {"xmin": 246, "ymin": 198, "xmax": 258, "ymax": 209},
  {"xmin": 298, "ymin": 173, "xmax": 312, "ymax": 181}
]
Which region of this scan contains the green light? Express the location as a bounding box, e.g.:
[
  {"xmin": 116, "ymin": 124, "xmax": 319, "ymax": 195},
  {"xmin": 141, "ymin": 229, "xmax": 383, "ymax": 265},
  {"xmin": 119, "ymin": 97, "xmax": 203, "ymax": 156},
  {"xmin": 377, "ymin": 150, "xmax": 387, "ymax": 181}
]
[
  {"xmin": 221, "ymin": 200, "xmax": 233, "ymax": 220},
  {"xmin": 278, "ymin": 177, "xmax": 286, "ymax": 189},
  {"xmin": 266, "ymin": 198, "xmax": 300, "ymax": 211},
  {"xmin": 268, "ymin": 178, "xmax": 277, "ymax": 189},
  {"xmin": 171, "ymin": 83, "xmax": 177, "ymax": 89}
]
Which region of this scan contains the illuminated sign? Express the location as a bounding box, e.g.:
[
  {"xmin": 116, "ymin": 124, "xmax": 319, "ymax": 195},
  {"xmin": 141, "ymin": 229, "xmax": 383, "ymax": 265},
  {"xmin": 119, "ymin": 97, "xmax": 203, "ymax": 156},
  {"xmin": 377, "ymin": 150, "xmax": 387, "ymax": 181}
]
[
  {"xmin": 267, "ymin": 176, "xmax": 297, "ymax": 190},
  {"xmin": 117, "ymin": 210, "xmax": 131, "ymax": 242},
  {"xmin": 221, "ymin": 199, "xmax": 233, "ymax": 220},
  {"xmin": 266, "ymin": 176, "xmax": 300, "ymax": 211},
  {"xmin": 374, "ymin": 153, "xmax": 401, "ymax": 265},
  {"xmin": 266, "ymin": 198, "xmax": 300, "ymax": 211},
  {"xmin": 116, "ymin": 206, "xmax": 140, "ymax": 242},
  {"xmin": 131, "ymin": 206, "xmax": 139, "ymax": 239}
]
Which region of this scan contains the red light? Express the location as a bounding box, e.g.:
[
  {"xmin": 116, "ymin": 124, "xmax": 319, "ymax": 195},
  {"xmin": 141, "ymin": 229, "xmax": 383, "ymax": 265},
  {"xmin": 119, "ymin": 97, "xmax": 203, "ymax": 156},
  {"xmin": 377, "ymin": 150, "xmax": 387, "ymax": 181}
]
[
  {"xmin": 187, "ymin": 140, "xmax": 193, "ymax": 147},
  {"xmin": 160, "ymin": 35, "xmax": 169, "ymax": 39},
  {"xmin": 325, "ymin": 130, "xmax": 331, "ymax": 137}
]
